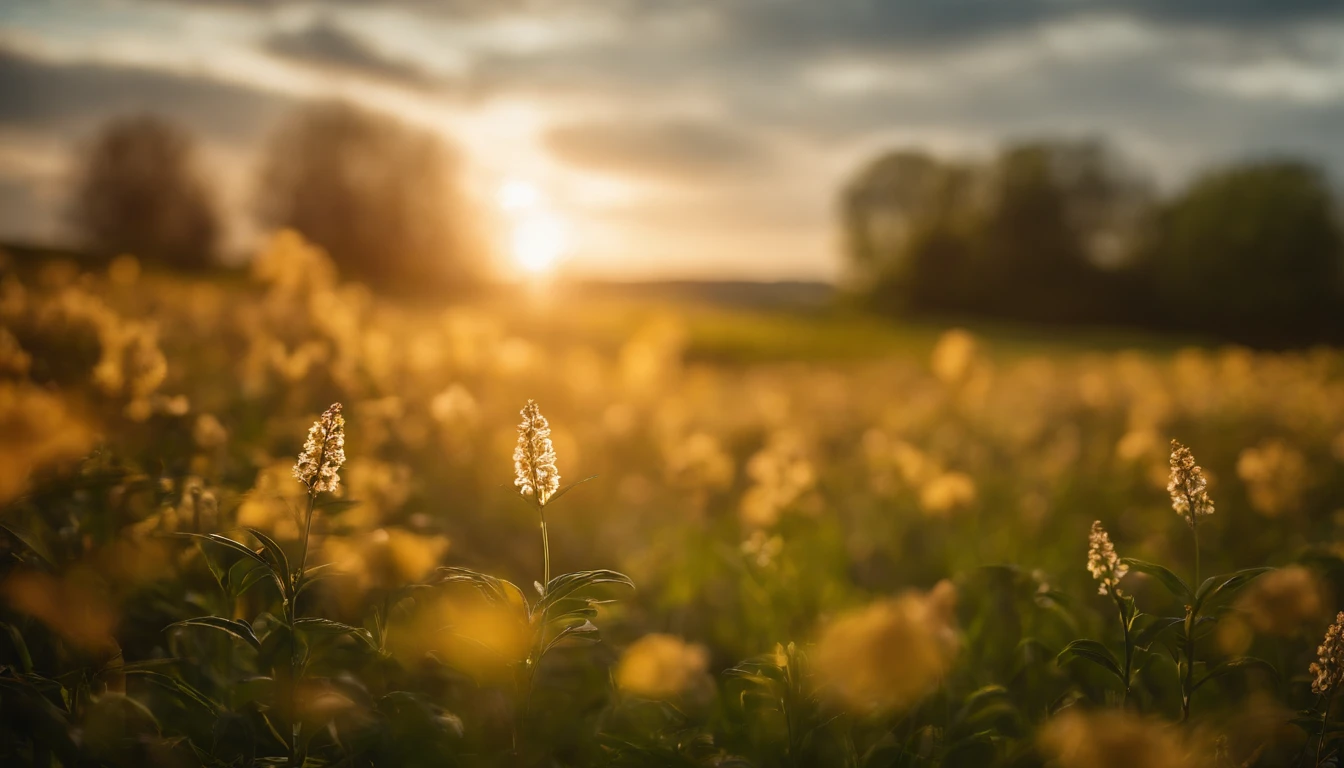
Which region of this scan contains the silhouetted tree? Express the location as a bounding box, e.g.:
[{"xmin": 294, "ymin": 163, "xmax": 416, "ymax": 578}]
[
  {"xmin": 1149, "ymin": 160, "xmax": 1343, "ymax": 342},
  {"xmin": 970, "ymin": 141, "xmax": 1151, "ymax": 323},
  {"xmin": 69, "ymin": 114, "xmax": 220, "ymax": 269},
  {"xmin": 256, "ymin": 100, "xmax": 483, "ymax": 292},
  {"xmin": 842, "ymin": 140, "xmax": 1152, "ymax": 322},
  {"xmin": 841, "ymin": 150, "xmax": 983, "ymax": 312}
]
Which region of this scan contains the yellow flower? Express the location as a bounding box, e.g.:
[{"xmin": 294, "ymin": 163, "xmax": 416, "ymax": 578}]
[
  {"xmin": 1235, "ymin": 565, "xmax": 1323, "ymax": 636},
  {"xmin": 323, "ymin": 528, "xmax": 449, "ymax": 593},
  {"xmin": 1039, "ymin": 710, "xmax": 1198, "ymax": 768},
  {"xmin": 813, "ymin": 587, "xmax": 958, "ymax": 714},
  {"xmin": 0, "ymin": 383, "xmax": 91, "ymax": 504},
  {"xmin": 616, "ymin": 633, "xmax": 710, "ymax": 700},
  {"xmin": 1236, "ymin": 439, "xmax": 1307, "ymax": 518},
  {"xmin": 918, "ymin": 472, "xmax": 976, "ymax": 517}
]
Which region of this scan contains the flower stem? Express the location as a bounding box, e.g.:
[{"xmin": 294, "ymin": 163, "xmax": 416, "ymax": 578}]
[
  {"xmin": 1318, "ymin": 693, "xmax": 1335, "ymax": 767},
  {"xmin": 540, "ymin": 505, "xmax": 550, "ymax": 592},
  {"xmin": 289, "ymin": 490, "xmax": 317, "ymax": 767},
  {"xmin": 1112, "ymin": 592, "xmax": 1133, "ymax": 706},
  {"xmin": 1191, "ymin": 512, "xmax": 1201, "ymax": 587},
  {"xmin": 1180, "ymin": 605, "xmax": 1195, "ymax": 723},
  {"xmin": 299, "ymin": 489, "xmax": 317, "ymax": 574}
]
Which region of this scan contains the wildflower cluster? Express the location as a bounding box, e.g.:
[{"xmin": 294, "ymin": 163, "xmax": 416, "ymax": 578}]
[
  {"xmin": 1086, "ymin": 520, "xmax": 1127, "ymax": 596},
  {"xmin": 293, "ymin": 402, "xmax": 346, "ymax": 494},
  {"xmin": 513, "ymin": 399, "xmax": 559, "ymax": 504},
  {"xmin": 1167, "ymin": 439, "xmax": 1214, "ymax": 524},
  {"xmin": 1312, "ymin": 612, "xmax": 1344, "ymax": 695}
]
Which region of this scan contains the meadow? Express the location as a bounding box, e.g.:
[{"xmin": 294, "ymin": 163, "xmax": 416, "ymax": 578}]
[{"xmin": 3, "ymin": 231, "xmax": 1344, "ymax": 767}]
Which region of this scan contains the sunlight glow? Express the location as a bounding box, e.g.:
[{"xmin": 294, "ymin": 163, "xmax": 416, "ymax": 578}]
[
  {"xmin": 497, "ymin": 178, "xmax": 567, "ymax": 277},
  {"xmin": 510, "ymin": 212, "xmax": 567, "ymax": 276},
  {"xmin": 497, "ymin": 178, "xmax": 540, "ymax": 212}
]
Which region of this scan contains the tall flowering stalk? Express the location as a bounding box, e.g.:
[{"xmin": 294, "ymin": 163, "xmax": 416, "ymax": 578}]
[
  {"xmin": 294, "ymin": 402, "xmax": 346, "ymax": 571},
  {"xmin": 1312, "ymin": 613, "xmax": 1344, "ymax": 766},
  {"xmin": 286, "ymin": 402, "xmax": 345, "ymax": 766},
  {"xmin": 1088, "ymin": 521, "xmax": 1134, "ymax": 703},
  {"xmin": 514, "ymin": 400, "xmax": 560, "ymax": 590},
  {"xmin": 1168, "ymin": 439, "xmax": 1213, "ymax": 584},
  {"xmin": 1168, "ymin": 439, "xmax": 1212, "ymax": 723}
]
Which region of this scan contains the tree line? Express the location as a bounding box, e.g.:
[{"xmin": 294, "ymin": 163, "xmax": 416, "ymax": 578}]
[
  {"xmin": 66, "ymin": 102, "xmax": 483, "ymax": 293},
  {"xmin": 841, "ymin": 141, "xmax": 1344, "ymax": 345}
]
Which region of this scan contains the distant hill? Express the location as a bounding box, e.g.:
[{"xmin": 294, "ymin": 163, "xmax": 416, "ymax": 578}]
[{"xmin": 562, "ymin": 279, "xmax": 835, "ymax": 311}]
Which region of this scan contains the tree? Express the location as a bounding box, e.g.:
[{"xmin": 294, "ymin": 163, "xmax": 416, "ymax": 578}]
[
  {"xmin": 69, "ymin": 114, "xmax": 220, "ymax": 269},
  {"xmin": 840, "ymin": 150, "xmax": 982, "ymax": 312},
  {"xmin": 255, "ymin": 100, "xmax": 484, "ymax": 293},
  {"xmin": 841, "ymin": 140, "xmax": 1152, "ymax": 322},
  {"xmin": 1149, "ymin": 160, "xmax": 1343, "ymax": 342}
]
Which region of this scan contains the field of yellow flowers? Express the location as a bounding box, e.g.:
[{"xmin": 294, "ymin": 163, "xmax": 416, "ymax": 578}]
[{"xmin": 3, "ymin": 231, "xmax": 1344, "ymax": 767}]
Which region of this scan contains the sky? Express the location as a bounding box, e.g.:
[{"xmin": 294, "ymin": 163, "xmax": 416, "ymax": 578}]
[{"xmin": 2, "ymin": 0, "xmax": 1344, "ymax": 281}]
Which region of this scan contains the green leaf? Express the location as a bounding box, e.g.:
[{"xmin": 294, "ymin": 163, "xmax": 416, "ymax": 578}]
[
  {"xmin": 1192, "ymin": 657, "xmax": 1279, "ymax": 691},
  {"xmin": 170, "ymin": 617, "xmax": 262, "ymax": 652},
  {"xmin": 233, "ymin": 562, "xmax": 275, "ymax": 599},
  {"xmin": 542, "ymin": 619, "xmax": 600, "ymax": 654},
  {"xmin": 952, "ymin": 685, "xmax": 1019, "ymax": 736},
  {"xmin": 1, "ymin": 621, "xmax": 34, "ymax": 673},
  {"xmin": 244, "ymin": 528, "xmax": 291, "ymax": 584},
  {"xmin": 0, "ymin": 523, "xmax": 56, "ymax": 568},
  {"xmin": 437, "ymin": 567, "xmax": 527, "ymax": 608},
  {"xmin": 295, "ymin": 564, "xmax": 343, "ymax": 597},
  {"xmin": 125, "ymin": 669, "xmax": 222, "ymax": 714},
  {"xmin": 1056, "ymin": 639, "xmax": 1124, "ymax": 682},
  {"xmin": 1119, "ymin": 595, "xmax": 1140, "ymax": 629},
  {"xmin": 1133, "ymin": 616, "xmax": 1183, "ymax": 650},
  {"xmin": 293, "ymin": 617, "xmax": 376, "ymax": 649},
  {"xmin": 542, "ymin": 475, "xmax": 598, "ymax": 507},
  {"xmin": 1194, "ymin": 567, "xmax": 1272, "ymax": 613},
  {"xmin": 169, "ymin": 532, "xmax": 268, "ymax": 569},
  {"xmin": 1122, "ymin": 558, "xmax": 1192, "ymax": 603},
  {"xmin": 535, "ymin": 569, "xmax": 634, "ymax": 617}
]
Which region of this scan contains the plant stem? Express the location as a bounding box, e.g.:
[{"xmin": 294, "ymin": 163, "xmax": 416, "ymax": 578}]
[
  {"xmin": 540, "ymin": 505, "xmax": 550, "ymax": 592},
  {"xmin": 1190, "ymin": 510, "xmax": 1201, "ymax": 587},
  {"xmin": 299, "ymin": 488, "xmax": 317, "ymax": 574},
  {"xmin": 1112, "ymin": 593, "xmax": 1133, "ymax": 706},
  {"xmin": 1318, "ymin": 693, "xmax": 1335, "ymax": 767},
  {"xmin": 1180, "ymin": 605, "xmax": 1194, "ymax": 723},
  {"xmin": 516, "ymin": 498, "xmax": 551, "ymax": 762},
  {"xmin": 1178, "ymin": 492, "xmax": 1202, "ymax": 724},
  {"xmin": 289, "ymin": 489, "xmax": 317, "ymax": 767}
]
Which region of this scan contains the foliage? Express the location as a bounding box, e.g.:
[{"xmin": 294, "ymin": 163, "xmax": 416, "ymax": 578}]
[
  {"xmin": 69, "ymin": 114, "xmax": 220, "ymax": 270},
  {"xmin": 255, "ymin": 100, "xmax": 485, "ymax": 294},
  {"xmin": 4, "ymin": 241, "xmax": 1344, "ymax": 765},
  {"xmin": 1147, "ymin": 160, "xmax": 1343, "ymax": 343},
  {"xmin": 842, "ymin": 141, "xmax": 1343, "ymax": 344}
]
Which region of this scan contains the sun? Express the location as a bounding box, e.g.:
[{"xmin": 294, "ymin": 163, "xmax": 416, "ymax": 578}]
[
  {"xmin": 510, "ymin": 212, "xmax": 567, "ymax": 276},
  {"xmin": 496, "ymin": 178, "xmax": 567, "ymax": 277},
  {"xmin": 497, "ymin": 179, "xmax": 540, "ymax": 212}
]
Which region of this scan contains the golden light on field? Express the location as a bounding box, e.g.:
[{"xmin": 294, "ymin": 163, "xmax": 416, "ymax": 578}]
[{"xmin": 497, "ymin": 178, "xmax": 568, "ymax": 277}]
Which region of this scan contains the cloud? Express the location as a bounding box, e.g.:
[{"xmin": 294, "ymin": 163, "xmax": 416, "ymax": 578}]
[
  {"xmin": 545, "ymin": 116, "xmax": 779, "ymax": 181},
  {"xmin": 262, "ymin": 18, "xmax": 438, "ymax": 87},
  {"xmin": 0, "ymin": 46, "xmax": 294, "ymax": 143}
]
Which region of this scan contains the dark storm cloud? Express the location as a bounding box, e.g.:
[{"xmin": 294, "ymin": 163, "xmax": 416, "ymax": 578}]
[
  {"xmin": 0, "ymin": 47, "xmax": 294, "ymax": 143},
  {"xmin": 262, "ymin": 18, "xmax": 437, "ymax": 87},
  {"xmin": 142, "ymin": 0, "xmax": 1344, "ymax": 46},
  {"xmin": 544, "ymin": 117, "xmax": 778, "ymax": 180},
  {"xmin": 715, "ymin": 0, "xmax": 1344, "ymax": 55}
]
